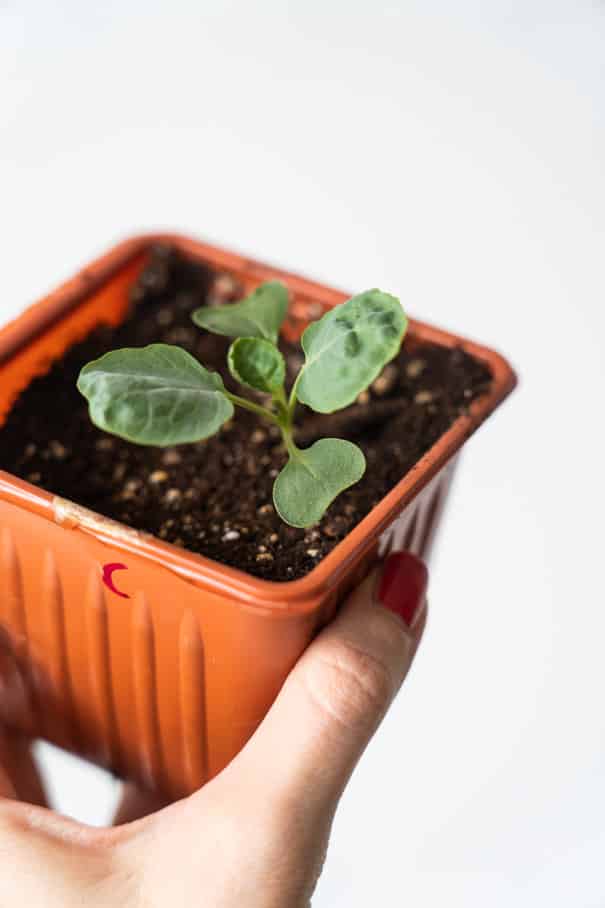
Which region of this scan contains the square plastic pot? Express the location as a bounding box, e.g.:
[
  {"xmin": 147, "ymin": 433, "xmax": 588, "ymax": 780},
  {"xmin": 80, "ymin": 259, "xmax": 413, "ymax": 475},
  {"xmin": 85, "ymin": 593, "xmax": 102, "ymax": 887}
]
[{"xmin": 0, "ymin": 235, "xmax": 516, "ymax": 798}]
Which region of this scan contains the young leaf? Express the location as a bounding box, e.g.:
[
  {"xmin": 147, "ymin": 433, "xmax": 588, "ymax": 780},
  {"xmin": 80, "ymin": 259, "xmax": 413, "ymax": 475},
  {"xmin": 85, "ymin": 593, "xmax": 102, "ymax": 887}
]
[
  {"xmin": 272, "ymin": 438, "xmax": 366, "ymax": 528},
  {"xmin": 77, "ymin": 344, "xmax": 233, "ymax": 446},
  {"xmin": 192, "ymin": 280, "xmax": 288, "ymax": 343},
  {"xmin": 294, "ymin": 290, "xmax": 407, "ymax": 413},
  {"xmin": 228, "ymin": 338, "xmax": 286, "ymax": 394}
]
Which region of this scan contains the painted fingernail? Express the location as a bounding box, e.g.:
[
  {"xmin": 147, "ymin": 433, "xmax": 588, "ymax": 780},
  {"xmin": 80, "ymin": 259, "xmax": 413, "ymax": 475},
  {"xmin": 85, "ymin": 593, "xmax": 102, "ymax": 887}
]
[{"xmin": 378, "ymin": 551, "xmax": 428, "ymax": 627}]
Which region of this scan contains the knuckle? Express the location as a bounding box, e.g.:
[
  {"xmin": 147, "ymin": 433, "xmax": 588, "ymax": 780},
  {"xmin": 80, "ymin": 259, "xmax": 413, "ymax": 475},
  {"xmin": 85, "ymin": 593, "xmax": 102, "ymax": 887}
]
[{"xmin": 302, "ymin": 638, "xmax": 396, "ymax": 734}]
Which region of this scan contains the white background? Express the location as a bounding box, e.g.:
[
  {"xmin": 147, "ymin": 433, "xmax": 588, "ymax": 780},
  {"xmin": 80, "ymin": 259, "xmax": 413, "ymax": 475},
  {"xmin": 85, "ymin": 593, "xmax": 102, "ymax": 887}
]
[{"xmin": 1, "ymin": 2, "xmax": 604, "ymax": 905}]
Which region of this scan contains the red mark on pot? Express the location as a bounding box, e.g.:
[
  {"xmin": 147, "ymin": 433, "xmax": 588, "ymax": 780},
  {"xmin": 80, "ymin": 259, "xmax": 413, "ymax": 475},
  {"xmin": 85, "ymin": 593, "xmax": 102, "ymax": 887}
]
[{"xmin": 102, "ymin": 563, "xmax": 130, "ymax": 599}]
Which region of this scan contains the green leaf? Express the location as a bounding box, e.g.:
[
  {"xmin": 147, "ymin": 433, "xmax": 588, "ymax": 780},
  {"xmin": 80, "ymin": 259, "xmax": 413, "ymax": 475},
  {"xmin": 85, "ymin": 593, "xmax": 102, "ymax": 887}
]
[
  {"xmin": 228, "ymin": 337, "xmax": 286, "ymax": 394},
  {"xmin": 273, "ymin": 438, "xmax": 366, "ymax": 528},
  {"xmin": 294, "ymin": 290, "xmax": 407, "ymax": 413},
  {"xmin": 77, "ymin": 344, "xmax": 233, "ymax": 446},
  {"xmin": 192, "ymin": 280, "xmax": 289, "ymax": 343}
]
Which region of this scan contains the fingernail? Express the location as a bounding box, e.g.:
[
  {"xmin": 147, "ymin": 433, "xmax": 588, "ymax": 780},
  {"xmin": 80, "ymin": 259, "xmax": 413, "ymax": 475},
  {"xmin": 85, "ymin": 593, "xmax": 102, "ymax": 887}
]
[{"xmin": 378, "ymin": 552, "xmax": 428, "ymax": 628}]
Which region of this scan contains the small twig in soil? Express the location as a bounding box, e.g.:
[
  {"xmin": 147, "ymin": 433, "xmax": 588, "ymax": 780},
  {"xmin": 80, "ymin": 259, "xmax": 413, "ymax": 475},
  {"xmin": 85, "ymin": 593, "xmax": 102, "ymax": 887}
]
[{"xmin": 294, "ymin": 399, "xmax": 405, "ymax": 447}]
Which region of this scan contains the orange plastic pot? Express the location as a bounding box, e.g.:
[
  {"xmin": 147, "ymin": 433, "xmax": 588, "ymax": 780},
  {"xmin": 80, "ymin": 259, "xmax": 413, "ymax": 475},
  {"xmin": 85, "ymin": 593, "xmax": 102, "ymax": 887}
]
[{"xmin": 0, "ymin": 235, "xmax": 516, "ymax": 799}]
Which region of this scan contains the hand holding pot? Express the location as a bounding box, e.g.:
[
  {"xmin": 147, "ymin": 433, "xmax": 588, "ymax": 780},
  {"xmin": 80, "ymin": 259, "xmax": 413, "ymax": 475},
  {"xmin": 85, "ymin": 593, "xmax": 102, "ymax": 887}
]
[{"xmin": 0, "ymin": 551, "xmax": 427, "ymax": 906}]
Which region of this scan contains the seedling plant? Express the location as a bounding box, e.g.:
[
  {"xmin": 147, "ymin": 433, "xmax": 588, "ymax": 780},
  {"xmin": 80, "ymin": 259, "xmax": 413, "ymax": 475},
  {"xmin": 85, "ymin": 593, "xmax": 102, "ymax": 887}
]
[{"xmin": 78, "ymin": 282, "xmax": 407, "ymax": 528}]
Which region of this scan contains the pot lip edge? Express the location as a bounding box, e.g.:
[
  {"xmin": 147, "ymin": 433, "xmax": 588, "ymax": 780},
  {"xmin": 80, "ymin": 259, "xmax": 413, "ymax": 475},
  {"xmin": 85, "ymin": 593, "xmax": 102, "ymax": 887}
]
[{"xmin": 0, "ymin": 231, "xmax": 518, "ymax": 612}]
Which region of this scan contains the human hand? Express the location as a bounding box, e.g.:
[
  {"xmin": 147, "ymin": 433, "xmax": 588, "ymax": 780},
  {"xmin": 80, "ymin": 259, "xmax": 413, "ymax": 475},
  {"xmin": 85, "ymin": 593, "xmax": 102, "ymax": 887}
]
[{"xmin": 0, "ymin": 551, "xmax": 427, "ymax": 907}]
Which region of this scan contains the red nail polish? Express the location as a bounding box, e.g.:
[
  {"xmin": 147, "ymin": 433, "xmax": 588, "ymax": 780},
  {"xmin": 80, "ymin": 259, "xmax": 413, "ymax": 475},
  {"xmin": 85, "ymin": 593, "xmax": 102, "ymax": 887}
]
[{"xmin": 378, "ymin": 552, "xmax": 428, "ymax": 627}]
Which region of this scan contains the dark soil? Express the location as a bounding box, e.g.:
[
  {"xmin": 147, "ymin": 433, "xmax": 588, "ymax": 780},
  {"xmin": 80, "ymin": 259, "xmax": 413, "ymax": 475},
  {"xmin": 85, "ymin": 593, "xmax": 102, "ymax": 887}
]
[{"xmin": 0, "ymin": 245, "xmax": 492, "ymax": 581}]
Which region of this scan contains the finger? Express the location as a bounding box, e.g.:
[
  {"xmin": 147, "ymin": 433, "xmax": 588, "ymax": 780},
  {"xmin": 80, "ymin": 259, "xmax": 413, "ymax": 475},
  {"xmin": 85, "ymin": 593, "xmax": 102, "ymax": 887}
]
[
  {"xmin": 0, "ymin": 729, "xmax": 47, "ymax": 806},
  {"xmin": 113, "ymin": 782, "xmax": 169, "ymax": 825},
  {"xmin": 226, "ymin": 551, "xmax": 428, "ymax": 818}
]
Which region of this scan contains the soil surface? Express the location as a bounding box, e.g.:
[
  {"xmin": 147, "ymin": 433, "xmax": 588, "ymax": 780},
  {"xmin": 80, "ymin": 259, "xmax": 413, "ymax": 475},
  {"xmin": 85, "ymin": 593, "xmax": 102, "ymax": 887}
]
[{"xmin": 0, "ymin": 245, "xmax": 492, "ymax": 580}]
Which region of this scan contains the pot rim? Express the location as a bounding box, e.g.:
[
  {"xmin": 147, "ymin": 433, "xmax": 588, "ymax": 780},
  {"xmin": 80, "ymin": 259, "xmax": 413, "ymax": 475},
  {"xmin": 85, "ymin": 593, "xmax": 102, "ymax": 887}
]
[{"xmin": 0, "ymin": 233, "xmax": 517, "ymax": 613}]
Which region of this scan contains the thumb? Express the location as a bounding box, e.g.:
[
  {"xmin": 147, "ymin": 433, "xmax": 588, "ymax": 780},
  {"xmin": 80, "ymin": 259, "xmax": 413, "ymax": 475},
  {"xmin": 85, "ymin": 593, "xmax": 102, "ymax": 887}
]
[{"xmin": 227, "ymin": 551, "xmax": 428, "ymax": 818}]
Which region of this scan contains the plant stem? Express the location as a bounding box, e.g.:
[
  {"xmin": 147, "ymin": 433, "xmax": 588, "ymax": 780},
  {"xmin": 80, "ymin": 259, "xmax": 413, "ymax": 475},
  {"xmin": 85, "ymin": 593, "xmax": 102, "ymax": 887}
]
[
  {"xmin": 281, "ymin": 426, "xmax": 300, "ymax": 460},
  {"xmin": 274, "ymin": 386, "xmax": 288, "ymax": 409},
  {"xmin": 272, "ymin": 387, "xmax": 291, "ymax": 428},
  {"xmin": 287, "ymin": 372, "xmax": 301, "ymax": 423},
  {"xmin": 224, "ymin": 392, "xmax": 281, "ymax": 426}
]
